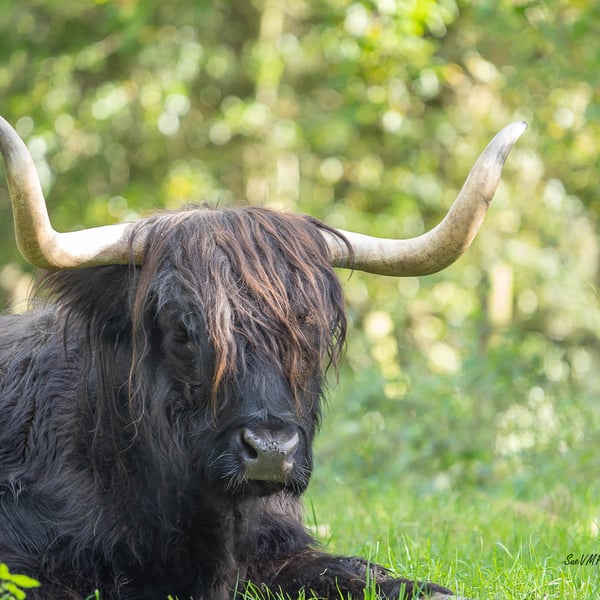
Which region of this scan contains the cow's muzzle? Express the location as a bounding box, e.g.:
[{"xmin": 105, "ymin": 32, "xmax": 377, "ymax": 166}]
[{"xmin": 238, "ymin": 427, "xmax": 300, "ymax": 482}]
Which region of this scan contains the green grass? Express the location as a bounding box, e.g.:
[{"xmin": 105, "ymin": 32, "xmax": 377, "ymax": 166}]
[
  {"xmin": 236, "ymin": 476, "xmax": 599, "ymax": 599},
  {"xmin": 290, "ymin": 476, "xmax": 599, "ymax": 600}
]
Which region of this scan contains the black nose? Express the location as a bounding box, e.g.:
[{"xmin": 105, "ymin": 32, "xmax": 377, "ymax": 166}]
[{"xmin": 239, "ymin": 427, "xmax": 300, "ymax": 482}]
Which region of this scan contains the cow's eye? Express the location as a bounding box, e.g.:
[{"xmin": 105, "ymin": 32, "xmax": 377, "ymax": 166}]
[{"xmin": 173, "ymin": 326, "xmax": 190, "ymax": 344}]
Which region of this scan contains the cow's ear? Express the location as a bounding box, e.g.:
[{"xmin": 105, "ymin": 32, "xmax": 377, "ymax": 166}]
[{"xmin": 35, "ymin": 266, "xmax": 134, "ymax": 340}]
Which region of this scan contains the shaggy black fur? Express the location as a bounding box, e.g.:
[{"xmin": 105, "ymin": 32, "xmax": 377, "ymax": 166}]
[{"xmin": 0, "ymin": 206, "xmax": 454, "ymax": 599}]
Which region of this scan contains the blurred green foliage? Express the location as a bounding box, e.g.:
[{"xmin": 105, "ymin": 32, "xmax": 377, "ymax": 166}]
[{"xmin": 0, "ymin": 0, "xmax": 598, "ymax": 495}]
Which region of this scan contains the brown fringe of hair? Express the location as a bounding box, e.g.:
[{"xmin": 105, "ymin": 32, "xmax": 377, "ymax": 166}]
[{"xmin": 129, "ymin": 205, "xmax": 350, "ymax": 409}]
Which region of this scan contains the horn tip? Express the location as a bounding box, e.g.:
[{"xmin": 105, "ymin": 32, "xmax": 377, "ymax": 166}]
[
  {"xmin": 483, "ymin": 121, "xmax": 527, "ymax": 170},
  {"xmin": 501, "ymin": 120, "xmax": 528, "ymax": 143}
]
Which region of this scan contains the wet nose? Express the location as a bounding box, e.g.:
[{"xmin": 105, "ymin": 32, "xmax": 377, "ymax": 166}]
[{"xmin": 239, "ymin": 427, "xmax": 300, "ymax": 482}]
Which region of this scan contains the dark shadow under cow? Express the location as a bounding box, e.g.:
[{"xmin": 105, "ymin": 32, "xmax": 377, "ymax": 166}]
[{"xmin": 0, "ymin": 116, "xmax": 525, "ymax": 599}]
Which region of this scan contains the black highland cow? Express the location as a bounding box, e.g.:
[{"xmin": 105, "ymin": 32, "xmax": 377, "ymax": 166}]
[{"xmin": 0, "ymin": 116, "xmax": 525, "ymax": 599}]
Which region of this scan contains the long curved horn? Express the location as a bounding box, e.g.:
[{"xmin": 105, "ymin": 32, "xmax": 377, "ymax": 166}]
[
  {"xmin": 0, "ymin": 116, "xmax": 141, "ymax": 269},
  {"xmin": 324, "ymin": 121, "xmax": 527, "ymax": 276},
  {"xmin": 1, "ymin": 116, "xmax": 525, "ymax": 272}
]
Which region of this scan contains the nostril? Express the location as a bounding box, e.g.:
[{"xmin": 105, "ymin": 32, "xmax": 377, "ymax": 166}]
[{"xmin": 240, "ymin": 431, "xmax": 259, "ymax": 461}]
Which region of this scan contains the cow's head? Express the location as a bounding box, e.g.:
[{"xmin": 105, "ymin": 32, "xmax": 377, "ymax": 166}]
[
  {"xmin": 0, "ymin": 117, "xmax": 525, "ymax": 498},
  {"xmin": 123, "ymin": 206, "xmax": 348, "ymax": 497}
]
